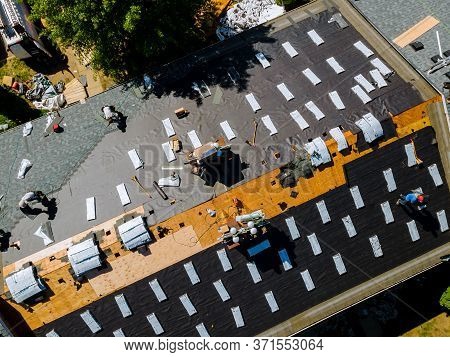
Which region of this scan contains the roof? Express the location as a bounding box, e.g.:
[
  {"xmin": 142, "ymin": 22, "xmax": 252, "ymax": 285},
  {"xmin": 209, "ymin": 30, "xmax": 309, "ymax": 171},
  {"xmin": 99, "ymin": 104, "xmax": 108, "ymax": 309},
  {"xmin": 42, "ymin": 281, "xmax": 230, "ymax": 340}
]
[
  {"xmin": 0, "ymin": 0, "xmax": 42, "ymax": 48},
  {"xmin": 0, "ymin": 0, "xmax": 25, "ymax": 45},
  {"xmin": 67, "ymin": 237, "xmax": 101, "ymax": 277},
  {"xmin": 1, "ymin": 5, "xmax": 424, "ymax": 266},
  {"xmin": 0, "ymin": 315, "xmax": 12, "ymax": 336},
  {"xmin": 2, "ymin": 1, "xmax": 449, "ymax": 337},
  {"xmin": 5, "ymin": 265, "xmax": 46, "ymax": 303},
  {"xmin": 34, "ymin": 127, "xmax": 450, "ymax": 336},
  {"xmin": 351, "ymin": 0, "xmax": 450, "ymax": 92}
]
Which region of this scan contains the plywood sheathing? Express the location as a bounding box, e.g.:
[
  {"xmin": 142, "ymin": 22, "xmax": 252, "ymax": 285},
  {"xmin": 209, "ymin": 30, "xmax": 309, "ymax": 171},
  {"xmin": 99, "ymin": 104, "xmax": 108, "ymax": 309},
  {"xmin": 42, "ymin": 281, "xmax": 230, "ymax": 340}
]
[{"xmin": 393, "ymin": 15, "xmax": 440, "ymax": 48}]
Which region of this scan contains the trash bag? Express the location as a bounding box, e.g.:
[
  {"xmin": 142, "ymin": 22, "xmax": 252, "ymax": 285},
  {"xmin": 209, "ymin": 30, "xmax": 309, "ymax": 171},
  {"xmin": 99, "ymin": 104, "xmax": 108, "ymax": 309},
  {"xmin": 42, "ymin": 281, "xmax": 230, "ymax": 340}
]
[
  {"xmin": 25, "ymin": 73, "xmax": 57, "ymax": 101},
  {"xmin": 17, "ymin": 159, "xmax": 32, "ymax": 179},
  {"xmin": 33, "ymin": 94, "xmax": 66, "ymax": 110}
]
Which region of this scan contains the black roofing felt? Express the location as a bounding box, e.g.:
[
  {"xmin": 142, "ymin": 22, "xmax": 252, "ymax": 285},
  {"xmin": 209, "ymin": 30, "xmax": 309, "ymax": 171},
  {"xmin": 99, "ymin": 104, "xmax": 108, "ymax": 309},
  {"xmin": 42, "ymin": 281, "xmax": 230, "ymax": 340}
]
[{"xmin": 35, "ymin": 126, "xmax": 450, "ymax": 337}]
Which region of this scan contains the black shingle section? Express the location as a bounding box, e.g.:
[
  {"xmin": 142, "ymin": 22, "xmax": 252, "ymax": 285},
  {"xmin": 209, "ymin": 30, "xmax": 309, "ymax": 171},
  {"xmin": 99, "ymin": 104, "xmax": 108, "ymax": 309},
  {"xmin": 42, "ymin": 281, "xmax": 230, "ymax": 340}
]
[{"xmin": 35, "ymin": 127, "xmax": 450, "ymax": 337}]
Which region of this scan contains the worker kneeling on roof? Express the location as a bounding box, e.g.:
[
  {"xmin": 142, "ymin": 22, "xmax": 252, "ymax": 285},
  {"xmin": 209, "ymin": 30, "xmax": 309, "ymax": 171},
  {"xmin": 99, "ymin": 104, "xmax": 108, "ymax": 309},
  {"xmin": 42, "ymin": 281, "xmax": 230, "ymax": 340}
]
[
  {"xmin": 396, "ymin": 190, "xmax": 429, "ymax": 210},
  {"xmin": 18, "ymin": 191, "xmax": 47, "ymax": 213},
  {"xmin": 102, "ymin": 105, "xmax": 119, "ymax": 123}
]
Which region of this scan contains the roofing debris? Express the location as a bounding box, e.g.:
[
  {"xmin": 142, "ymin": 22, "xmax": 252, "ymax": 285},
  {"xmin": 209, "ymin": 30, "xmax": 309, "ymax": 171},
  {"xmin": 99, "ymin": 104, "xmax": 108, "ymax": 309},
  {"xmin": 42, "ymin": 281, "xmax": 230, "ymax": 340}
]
[
  {"xmin": 277, "ymin": 148, "xmax": 313, "ymax": 188},
  {"xmin": 217, "ymin": 0, "xmax": 285, "ymax": 40},
  {"xmin": 25, "ymin": 73, "xmax": 66, "ymax": 110}
]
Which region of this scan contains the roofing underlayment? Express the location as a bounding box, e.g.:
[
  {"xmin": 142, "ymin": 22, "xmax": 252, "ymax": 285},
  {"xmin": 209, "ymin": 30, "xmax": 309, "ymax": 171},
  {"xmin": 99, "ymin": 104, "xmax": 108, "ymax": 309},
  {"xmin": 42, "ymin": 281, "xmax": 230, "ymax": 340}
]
[
  {"xmin": 34, "ymin": 127, "xmax": 450, "ymax": 336},
  {"xmin": 1, "ymin": 7, "xmax": 423, "ymax": 265}
]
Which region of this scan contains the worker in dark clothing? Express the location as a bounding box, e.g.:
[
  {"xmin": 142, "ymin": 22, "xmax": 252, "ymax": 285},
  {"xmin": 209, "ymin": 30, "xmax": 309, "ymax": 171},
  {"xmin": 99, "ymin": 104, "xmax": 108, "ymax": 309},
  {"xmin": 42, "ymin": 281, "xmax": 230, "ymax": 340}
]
[{"xmin": 396, "ymin": 191, "xmax": 429, "ymax": 210}]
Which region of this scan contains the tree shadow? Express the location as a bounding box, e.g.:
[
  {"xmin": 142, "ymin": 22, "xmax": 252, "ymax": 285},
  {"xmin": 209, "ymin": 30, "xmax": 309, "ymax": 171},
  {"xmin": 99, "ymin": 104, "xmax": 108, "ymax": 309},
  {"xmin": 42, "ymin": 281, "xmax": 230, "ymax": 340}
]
[
  {"xmin": 22, "ymin": 30, "xmax": 72, "ymax": 77},
  {"xmin": 197, "ymin": 150, "xmax": 248, "ymax": 187},
  {"xmin": 0, "ymin": 229, "xmax": 11, "ymax": 252},
  {"xmin": 0, "ymin": 87, "xmax": 42, "ymax": 125},
  {"xmin": 146, "ymin": 23, "xmax": 276, "ymax": 102},
  {"xmin": 298, "ymin": 263, "xmax": 450, "ymax": 336},
  {"xmin": 0, "ymin": 297, "xmax": 34, "ymax": 336}
]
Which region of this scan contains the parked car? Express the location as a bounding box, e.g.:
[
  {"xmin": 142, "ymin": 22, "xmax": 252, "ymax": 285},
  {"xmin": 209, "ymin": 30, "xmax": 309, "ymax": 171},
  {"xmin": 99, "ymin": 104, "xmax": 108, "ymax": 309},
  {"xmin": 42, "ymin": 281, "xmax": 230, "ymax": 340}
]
[{"xmin": 440, "ymin": 254, "xmax": 450, "ymax": 262}]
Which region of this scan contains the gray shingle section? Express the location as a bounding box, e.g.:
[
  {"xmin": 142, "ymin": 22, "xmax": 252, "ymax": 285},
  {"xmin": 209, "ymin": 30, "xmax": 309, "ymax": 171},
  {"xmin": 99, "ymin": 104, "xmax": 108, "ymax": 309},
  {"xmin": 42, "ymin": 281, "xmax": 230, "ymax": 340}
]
[
  {"xmin": 352, "ymin": 0, "xmax": 450, "ymax": 92},
  {"xmin": 0, "ymin": 86, "xmax": 143, "ymax": 232},
  {"xmin": 0, "ymin": 316, "xmax": 12, "ymax": 336}
]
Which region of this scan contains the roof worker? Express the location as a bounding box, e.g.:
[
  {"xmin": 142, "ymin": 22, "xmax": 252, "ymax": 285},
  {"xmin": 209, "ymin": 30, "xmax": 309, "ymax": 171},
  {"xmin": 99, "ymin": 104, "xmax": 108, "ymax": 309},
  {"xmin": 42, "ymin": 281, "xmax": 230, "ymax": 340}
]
[
  {"xmin": 19, "ymin": 191, "xmax": 47, "ymax": 212},
  {"xmin": 101, "ymin": 105, "xmax": 126, "ymax": 132},
  {"xmin": 101, "ymin": 105, "xmax": 119, "ymax": 124},
  {"xmin": 396, "ymin": 190, "xmax": 429, "ymax": 210}
]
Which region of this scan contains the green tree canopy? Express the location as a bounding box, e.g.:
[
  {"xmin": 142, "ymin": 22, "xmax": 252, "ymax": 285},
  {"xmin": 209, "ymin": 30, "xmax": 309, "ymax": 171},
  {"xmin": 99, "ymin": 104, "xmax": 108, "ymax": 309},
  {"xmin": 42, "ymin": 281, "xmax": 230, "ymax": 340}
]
[
  {"xmin": 276, "ymin": 0, "xmax": 309, "ymax": 10},
  {"xmin": 28, "ymin": 0, "xmax": 212, "ymax": 79},
  {"xmin": 439, "ymin": 287, "xmax": 450, "ymax": 311}
]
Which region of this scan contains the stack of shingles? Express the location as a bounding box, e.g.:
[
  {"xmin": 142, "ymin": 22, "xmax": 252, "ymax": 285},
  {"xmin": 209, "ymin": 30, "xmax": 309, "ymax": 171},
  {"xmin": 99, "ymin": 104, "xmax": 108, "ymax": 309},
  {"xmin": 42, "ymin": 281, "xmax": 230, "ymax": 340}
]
[{"xmin": 63, "ymin": 78, "xmax": 88, "ymax": 105}]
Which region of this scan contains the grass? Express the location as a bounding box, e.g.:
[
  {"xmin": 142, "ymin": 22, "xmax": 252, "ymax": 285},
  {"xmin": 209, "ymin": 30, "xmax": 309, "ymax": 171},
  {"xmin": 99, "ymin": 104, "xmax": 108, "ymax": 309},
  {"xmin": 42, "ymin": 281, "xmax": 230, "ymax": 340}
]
[
  {"xmin": 97, "ymin": 71, "xmax": 116, "ymax": 91},
  {"xmin": 0, "ymin": 88, "xmax": 44, "ymax": 128},
  {"xmin": 0, "ymin": 57, "xmax": 36, "ymax": 82},
  {"xmin": 0, "ymin": 58, "xmax": 43, "ymax": 128},
  {"xmin": 0, "ymin": 113, "xmax": 16, "ymax": 128},
  {"xmin": 403, "ymin": 313, "xmax": 450, "ymax": 337}
]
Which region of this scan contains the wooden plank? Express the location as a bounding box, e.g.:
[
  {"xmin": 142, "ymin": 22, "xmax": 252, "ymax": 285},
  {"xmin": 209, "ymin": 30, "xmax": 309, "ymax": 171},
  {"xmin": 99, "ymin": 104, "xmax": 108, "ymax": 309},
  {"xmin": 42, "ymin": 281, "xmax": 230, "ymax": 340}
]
[
  {"xmin": 63, "ymin": 78, "xmax": 88, "ymax": 105},
  {"xmin": 393, "ymin": 16, "xmax": 440, "ymax": 48}
]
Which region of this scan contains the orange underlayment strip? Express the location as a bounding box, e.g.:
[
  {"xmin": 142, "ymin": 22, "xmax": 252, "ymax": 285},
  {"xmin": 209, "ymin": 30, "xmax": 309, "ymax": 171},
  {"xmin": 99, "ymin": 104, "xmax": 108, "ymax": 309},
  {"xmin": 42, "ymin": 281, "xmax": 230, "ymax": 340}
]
[
  {"xmin": 393, "ymin": 15, "xmax": 440, "ymax": 48},
  {"xmin": 1, "ymin": 97, "xmax": 440, "ymax": 330}
]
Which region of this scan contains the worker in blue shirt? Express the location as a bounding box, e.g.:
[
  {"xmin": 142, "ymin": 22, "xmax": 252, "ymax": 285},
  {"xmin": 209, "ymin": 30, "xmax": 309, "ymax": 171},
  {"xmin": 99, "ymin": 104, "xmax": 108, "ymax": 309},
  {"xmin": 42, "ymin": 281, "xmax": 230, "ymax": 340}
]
[{"xmin": 396, "ymin": 191, "xmax": 429, "ymax": 210}]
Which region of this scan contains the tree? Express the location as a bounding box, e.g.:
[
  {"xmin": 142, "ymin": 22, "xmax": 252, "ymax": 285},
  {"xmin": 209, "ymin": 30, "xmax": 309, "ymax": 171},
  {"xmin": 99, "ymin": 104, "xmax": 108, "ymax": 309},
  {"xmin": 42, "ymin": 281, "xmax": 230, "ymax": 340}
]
[
  {"xmin": 439, "ymin": 287, "xmax": 450, "ymax": 311},
  {"xmin": 27, "ymin": 0, "xmax": 212, "ymax": 79},
  {"xmin": 276, "ymin": 0, "xmax": 310, "ymax": 9}
]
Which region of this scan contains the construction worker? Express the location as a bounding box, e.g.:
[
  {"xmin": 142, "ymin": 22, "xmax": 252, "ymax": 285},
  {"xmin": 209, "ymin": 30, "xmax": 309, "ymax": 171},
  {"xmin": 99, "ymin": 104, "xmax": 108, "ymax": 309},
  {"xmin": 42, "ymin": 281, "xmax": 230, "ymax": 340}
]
[
  {"xmin": 19, "ymin": 191, "xmax": 47, "ymax": 213},
  {"xmin": 396, "ymin": 191, "xmax": 429, "ymax": 210},
  {"xmin": 101, "ymin": 105, "xmax": 126, "ymax": 132},
  {"xmin": 101, "ymin": 105, "xmax": 119, "ymax": 124}
]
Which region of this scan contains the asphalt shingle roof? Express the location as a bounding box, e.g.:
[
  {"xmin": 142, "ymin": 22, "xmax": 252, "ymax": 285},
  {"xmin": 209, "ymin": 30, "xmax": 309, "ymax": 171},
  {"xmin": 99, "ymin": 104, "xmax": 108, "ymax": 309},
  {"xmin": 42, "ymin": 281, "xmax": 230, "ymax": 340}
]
[{"xmin": 351, "ymin": 0, "xmax": 450, "ymax": 92}]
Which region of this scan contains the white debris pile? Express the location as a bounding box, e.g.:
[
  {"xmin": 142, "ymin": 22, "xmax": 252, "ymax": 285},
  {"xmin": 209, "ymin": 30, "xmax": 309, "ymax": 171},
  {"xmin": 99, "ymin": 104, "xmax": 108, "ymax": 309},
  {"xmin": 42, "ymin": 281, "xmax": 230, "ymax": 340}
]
[{"xmin": 217, "ymin": 0, "xmax": 285, "ymax": 40}]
